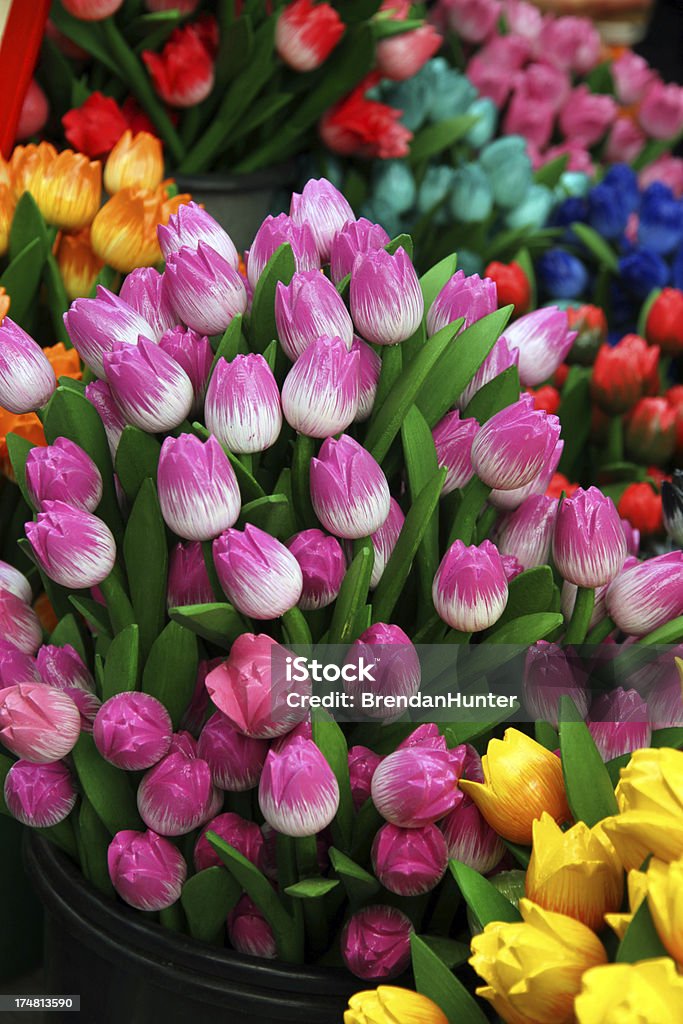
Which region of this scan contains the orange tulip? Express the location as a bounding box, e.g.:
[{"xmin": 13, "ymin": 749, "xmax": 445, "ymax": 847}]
[
  {"xmin": 91, "ymin": 187, "xmax": 163, "ymax": 272},
  {"xmin": 0, "ymin": 408, "xmax": 46, "ymax": 480},
  {"xmin": 43, "ymin": 343, "xmax": 82, "ymax": 382},
  {"xmin": 159, "ymin": 186, "xmax": 193, "ymax": 224},
  {"xmin": 28, "ymin": 150, "xmax": 102, "ymax": 231},
  {"xmin": 0, "ymin": 287, "xmax": 9, "ymax": 322},
  {"xmin": 0, "ymin": 154, "xmax": 12, "ymax": 190},
  {"xmin": 10, "ymin": 142, "xmax": 57, "ymax": 199},
  {"xmin": 33, "ymin": 593, "xmax": 58, "ymax": 634},
  {"xmin": 0, "ymin": 185, "xmax": 16, "ymax": 258},
  {"xmin": 104, "ymin": 130, "xmax": 164, "ymax": 194},
  {"xmin": 56, "ymin": 229, "xmax": 105, "ymax": 300}
]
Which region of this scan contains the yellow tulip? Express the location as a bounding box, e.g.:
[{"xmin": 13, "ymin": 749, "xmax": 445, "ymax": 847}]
[
  {"xmin": 91, "ymin": 188, "xmax": 163, "ymax": 273},
  {"xmin": 28, "ymin": 150, "xmax": 102, "ymax": 231},
  {"xmin": 574, "ymin": 958, "xmax": 683, "ymax": 1023},
  {"xmin": 469, "ymin": 898, "xmax": 607, "ymax": 1024},
  {"xmin": 459, "ymin": 729, "xmax": 570, "ymax": 844},
  {"xmin": 525, "ymin": 813, "xmax": 623, "ymax": 931},
  {"xmin": 602, "ymin": 747, "xmax": 683, "ymax": 870},
  {"xmin": 103, "ymin": 130, "xmax": 164, "ymax": 194},
  {"xmin": 604, "ymin": 868, "xmax": 649, "ymax": 939},
  {"xmin": 0, "ymin": 185, "xmax": 16, "ymax": 258},
  {"xmin": 647, "ymin": 857, "xmax": 683, "ymax": 965},
  {"xmin": 56, "ymin": 229, "xmax": 105, "ymax": 301},
  {"xmin": 344, "ymin": 986, "xmax": 448, "ymax": 1024},
  {"xmin": 10, "ymin": 142, "xmax": 57, "ymax": 199}
]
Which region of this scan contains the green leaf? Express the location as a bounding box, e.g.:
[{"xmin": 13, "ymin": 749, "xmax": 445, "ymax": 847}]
[
  {"xmin": 485, "ymin": 612, "xmax": 564, "ymax": 646},
  {"xmin": 464, "ymin": 365, "xmax": 521, "ymax": 424},
  {"xmin": 502, "ymin": 841, "xmax": 531, "ymax": 869},
  {"xmin": 181, "ymin": 867, "xmax": 241, "ymax": 943},
  {"xmin": 559, "ymin": 696, "xmax": 619, "ymax": 826},
  {"xmin": 534, "ymin": 154, "xmax": 569, "ymax": 188},
  {"xmin": 450, "ymin": 860, "xmax": 522, "ymax": 925},
  {"xmin": 616, "ymin": 899, "xmax": 669, "ymax": 963},
  {"xmin": 606, "ymin": 753, "xmax": 631, "ymax": 786},
  {"xmin": 211, "ymin": 313, "xmax": 248, "ymax": 370},
  {"xmin": 571, "ymin": 221, "xmax": 619, "ymax": 272},
  {"xmin": 411, "ymin": 933, "xmax": 489, "ymax": 1024},
  {"xmin": 78, "ymin": 797, "xmax": 115, "ymax": 896},
  {"xmin": 71, "ymin": 733, "xmax": 141, "ymax": 835},
  {"xmin": 284, "ymin": 878, "xmax": 340, "ymax": 899},
  {"xmin": 239, "ymin": 493, "xmax": 295, "ymax": 540},
  {"xmin": 43, "ymin": 253, "xmax": 72, "ymax": 346},
  {"xmin": 6, "ymin": 433, "xmax": 38, "ymax": 509},
  {"xmin": 168, "ymin": 602, "xmax": 247, "ymax": 648},
  {"xmin": 420, "ymin": 935, "xmax": 470, "ymax": 969},
  {"xmin": 123, "ymin": 479, "xmax": 168, "ymax": 660},
  {"xmin": 651, "ymin": 727, "xmax": 683, "ymax": 749},
  {"xmin": 535, "ymin": 720, "xmax": 559, "ymax": 752},
  {"xmin": 9, "ymin": 193, "xmax": 49, "ymax": 263},
  {"xmin": 49, "ymin": 613, "xmax": 87, "ymax": 663},
  {"xmin": 328, "ymin": 540, "xmax": 374, "ymax": 645},
  {"xmin": 419, "ymin": 254, "xmax": 457, "ymax": 312},
  {"xmin": 312, "ymin": 710, "xmax": 354, "ymax": 851},
  {"xmin": 142, "ymin": 621, "xmax": 198, "ymax": 729},
  {"xmin": 495, "ymin": 566, "xmax": 556, "ymax": 627},
  {"xmin": 0, "ymin": 754, "xmax": 13, "ymax": 816},
  {"xmin": 115, "ymin": 426, "xmax": 161, "ymax": 504},
  {"xmin": 328, "ymin": 847, "xmax": 380, "ymax": 906},
  {"xmin": 69, "ymin": 596, "xmax": 111, "ymax": 639},
  {"xmin": 102, "ymin": 624, "xmax": 139, "ymax": 701},
  {"xmin": 248, "ymin": 243, "xmax": 297, "ymax": 353},
  {"xmin": 386, "ymin": 233, "xmax": 413, "ymax": 259},
  {"xmin": 409, "ymin": 115, "xmax": 478, "ymax": 163},
  {"xmin": 0, "ymin": 239, "xmax": 46, "ymax": 325},
  {"xmin": 401, "ymin": 406, "xmax": 440, "ymax": 606},
  {"xmin": 558, "ymin": 366, "xmax": 592, "ymax": 480}
]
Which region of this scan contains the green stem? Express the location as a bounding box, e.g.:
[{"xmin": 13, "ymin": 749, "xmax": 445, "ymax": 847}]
[
  {"xmin": 239, "ymin": 453, "xmax": 253, "ymax": 474},
  {"xmin": 295, "ymin": 835, "xmax": 328, "ymax": 955},
  {"xmin": 99, "ymin": 571, "xmax": 136, "ymax": 635},
  {"xmin": 159, "ymin": 903, "xmax": 185, "ymax": 933},
  {"xmin": 38, "ymin": 816, "xmax": 78, "ymax": 861},
  {"xmin": 291, "ymin": 434, "xmax": 317, "ymax": 531},
  {"xmin": 605, "ymin": 416, "xmax": 624, "ymax": 464},
  {"xmin": 586, "ymin": 616, "xmax": 616, "ymax": 644},
  {"xmin": 276, "ymin": 834, "xmax": 305, "ymax": 963},
  {"xmin": 372, "ymin": 345, "xmax": 403, "ymax": 413},
  {"xmin": 447, "ymin": 477, "xmax": 492, "ymax": 546},
  {"xmin": 281, "ymin": 607, "xmax": 312, "ymax": 651},
  {"xmin": 476, "ymin": 503, "xmax": 498, "ymax": 544},
  {"xmin": 201, "ymin": 541, "xmax": 224, "ymax": 603},
  {"xmin": 564, "ymin": 587, "xmax": 595, "ymax": 645}
]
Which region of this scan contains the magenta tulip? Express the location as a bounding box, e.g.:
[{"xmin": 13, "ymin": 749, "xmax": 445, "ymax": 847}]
[
  {"xmin": 4, "ymin": 759, "xmax": 77, "ymax": 828},
  {"xmin": 427, "ymin": 271, "xmax": 497, "ymax": 336},
  {"xmin": 350, "ymin": 247, "xmax": 423, "ymax": 345},
  {"xmin": 25, "ymin": 438, "xmax": 102, "ymax": 513},
  {"xmin": 213, "ymin": 524, "xmax": 303, "ymax": 620},
  {"xmin": 329, "ymin": 217, "xmax": 390, "ymax": 285},
  {"xmin": 606, "ymin": 551, "xmax": 683, "ymax": 635},
  {"xmin": 64, "ymin": 285, "xmax": 153, "ymax": 378},
  {"xmin": 108, "ymin": 829, "xmax": 187, "ymax": 911},
  {"xmin": 553, "ymin": 486, "xmax": 627, "ymax": 588},
  {"xmin": 372, "ymin": 822, "xmax": 448, "ymax": 896},
  {"xmin": 310, "ymin": 434, "xmax": 390, "ymax": 539},
  {"xmin": 104, "ymin": 337, "xmax": 194, "ymax": 433},
  {"xmin": 158, "ymin": 200, "xmax": 239, "ymax": 268},
  {"xmin": 286, "ymin": 529, "xmax": 346, "ymax": 610},
  {"xmin": 433, "ymin": 539, "xmax": 508, "ymax": 632},
  {"xmin": 471, "ymin": 395, "xmax": 561, "ymax": 491},
  {"xmin": 275, "ymin": 270, "xmax": 353, "ymax": 361},
  {"xmin": 26, "ymin": 501, "xmax": 116, "ymax": 589},
  {"xmin": 137, "ymin": 750, "xmax": 218, "ymax": 836},
  {"xmin": 119, "ymin": 266, "xmax": 176, "ymax": 343},
  {"xmin": 163, "ymin": 243, "xmax": 247, "ymax": 336},
  {"xmin": 290, "ymin": 178, "xmax": 355, "ymax": 263},
  {"xmin": 371, "ymin": 745, "xmax": 465, "ymax": 827},
  {"xmin": 0, "ymin": 318, "xmax": 56, "ymax": 413},
  {"xmin": 194, "ymin": 811, "xmax": 266, "ymax": 872},
  {"xmin": 0, "ymin": 683, "xmax": 81, "ymax": 763},
  {"xmin": 432, "ymin": 410, "xmax": 478, "ymax": 495},
  {"xmin": 281, "ymin": 334, "xmax": 359, "ymax": 437},
  {"xmin": 157, "ymin": 434, "xmax": 241, "ymax": 542},
  {"xmin": 258, "ymin": 735, "xmax": 339, "ymax": 837},
  {"xmin": 93, "ymin": 692, "xmax": 173, "ymax": 771},
  {"xmin": 196, "ymin": 711, "xmax": 269, "ymax": 790},
  {"xmin": 341, "ymin": 906, "xmax": 413, "ymax": 980},
  {"xmin": 204, "ymin": 354, "xmax": 282, "ymax": 454}
]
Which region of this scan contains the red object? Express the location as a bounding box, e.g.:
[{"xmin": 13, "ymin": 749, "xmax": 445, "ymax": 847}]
[
  {"xmin": 63, "ymin": 93, "xmax": 129, "ymax": 158},
  {"xmin": 553, "ymin": 363, "xmax": 570, "ymax": 390},
  {"xmin": 319, "ymin": 75, "xmax": 412, "ymax": 159},
  {"xmin": 483, "ymin": 261, "xmax": 531, "ymax": 317},
  {"xmin": 590, "ymin": 335, "xmax": 659, "ymax": 415},
  {"xmin": 143, "ymin": 24, "xmax": 215, "ymax": 108},
  {"xmin": 625, "ymin": 396, "xmax": 677, "ymax": 466},
  {"xmin": 275, "ymin": 0, "xmax": 344, "ymax": 73},
  {"xmin": 16, "ymin": 79, "xmax": 49, "ymax": 140},
  {"xmin": 0, "ymin": 0, "xmax": 51, "ymax": 158},
  {"xmin": 529, "ymin": 385, "xmax": 561, "ymax": 415},
  {"xmin": 618, "ymin": 482, "xmax": 663, "ymax": 536},
  {"xmin": 546, "ymin": 472, "xmax": 579, "ymax": 499},
  {"xmin": 666, "ymin": 385, "xmax": 683, "ymax": 459},
  {"xmin": 646, "ymin": 287, "xmax": 683, "ymax": 356},
  {"xmin": 376, "ymin": 24, "xmax": 442, "ymax": 82}
]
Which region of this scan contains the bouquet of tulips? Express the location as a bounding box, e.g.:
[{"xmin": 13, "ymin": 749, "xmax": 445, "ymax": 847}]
[{"xmin": 1, "ymin": 176, "xmax": 683, "ymax": 1020}]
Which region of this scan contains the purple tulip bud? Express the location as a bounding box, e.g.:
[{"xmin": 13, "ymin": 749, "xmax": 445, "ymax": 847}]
[
  {"xmin": 163, "ymin": 243, "xmax": 247, "ymax": 336},
  {"xmin": 398, "ymin": 723, "xmax": 448, "ymax": 752},
  {"xmin": 341, "ymin": 905, "xmax": 413, "ymax": 980},
  {"xmin": 0, "ymin": 590, "xmax": 41, "ymax": 655},
  {"xmin": 369, "ymin": 497, "xmax": 404, "ymax": 589},
  {"xmin": 432, "ymin": 410, "xmax": 478, "ymax": 495},
  {"xmin": 4, "ymin": 759, "xmax": 77, "ymax": 828},
  {"xmin": 282, "ymin": 334, "xmax": 359, "ymax": 438},
  {"xmin": 501, "ymin": 308, "xmax": 576, "ymax": 388},
  {"xmin": 350, "ymin": 247, "xmax": 423, "ymax": 346},
  {"xmin": 204, "ymin": 354, "xmax": 282, "ymax": 454},
  {"xmin": 490, "ymin": 438, "xmax": 564, "ymax": 512},
  {"xmin": 64, "ymin": 286, "xmax": 154, "ymax": 378},
  {"xmin": 470, "ymin": 395, "xmax": 561, "ymax": 491},
  {"xmin": 310, "ymin": 434, "xmax": 391, "ymax": 539},
  {"xmin": 348, "ymin": 745, "xmax": 382, "ymax": 810},
  {"xmin": 587, "ymin": 688, "xmax": 651, "ymax": 761},
  {"xmin": 26, "ymin": 501, "xmax": 116, "ymax": 589},
  {"xmin": 205, "ymin": 633, "xmax": 308, "ymax": 740},
  {"xmin": 104, "ymin": 338, "xmax": 194, "ymax": 433},
  {"xmin": 286, "ymin": 529, "xmax": 346, "ymax": 610},
  {"xmin": 427, "ymin": 271, "xmax": 498, "ymax": 337},
  {"xmin": 168, "ymin": 730, "xmax": 199, "ymax": 758},
  {"xmin": 167, "ymin": 541, "xmax": 214, "ymax": 609},
  {"xmin": 93, "ymin": 692, "xmax": 173, "ymax": 770},
  {"xmin": 157, "ymin": 434, "xmax": 241, "ymax": 543},
  {"xmin": 119, "ymin": 267, "xmax": 177, "ymax": 343},
  {"xmin": 290, "ymin": 178, "xmax": 355, "ymax": 263},
  {"xmin": 353, "ymin": 337, "xmax": 381, "ymax": 422},
  {"xmin": 108, "ymin": 829, "xmax": 187, "ymax": 911},
  {"xmin": 606, "ymin": 551, "xmax": 683, "ymax": 636},
  {"xmin": 501, "ymin": 554, "xmax": 524, "ymax": 580},
  {"xmin": 372, "ymin": 821, "xmax": 448, "ymax": 896},
  {"xmin": 25, "ymin": 438, "xmax": 102, "ymax": 514},
  {"xmin": 37, "ymin": 642, "xmax": 99, "ymax": 726},
  {"xmin": 228, "ymin": 895, "xmax": 277, "ymax": 959},
  {"xmin": 0, "ymin": 683, "xmax": 81, "ymax": 763},
  {"xmin": 247, "ymin": 213, "xmax": 320, "ymax": 290},
  {"xmin": 344, "ymin": 624, "xmax": 420, "ymax": 720},
  {"xmin": 258, "ymin": 735, "xmax": 339, "ymax": 837},
  {"xmin": 496, "ymin": 494, "xmax": 558, "ymax": 570},
  {"xmin": 0, "ymin": 562, "xmax": 32, "ymax": 605},
  {"xmin": 621, "ymin": 518, "xmax": 640, "ymax": 558},
  {"xmin": 275, "ymin": 270, "xmax": 354, "ymax": 361},
  {"xmin": 196, "ymin": 711, "xmax": 269, "ymax": 790},
  {"xmin": 371, "ymin": 745, "xmax": 465, "ymax": 827},
  {"xmin": 330, "ymin": 219, "xmax": 390, "ymax": 286},
  {"xmin": 433, "ymin": 539, "xmax": 508, "ymax": 632},
  {"xmin": 458, "ymin": 336, "xmax": 520, "ymax": 411},
  {"xmin": 194, "ymin": 811, "xmax": 266, "ymax": 872},
  {"xmin": 523, "ymin": 641, "xmax": 589, "ymax": 726},
  {"xmin": 440, "ymin": 795, "xmax": 505, "ymax": 874},
  {"xmin": 0, "ymin": 318, "xmax": 56, "ymax": 413},
  {"xmin": 158, "ymin": 201, "xmax": 239, "ymax": 269},
  {"xmin": 85, "ymin": 380, "xmax": 127, "ymax": 459},
  {"xmin": 213, "ymin": 524, "xmax": 303, "ymax": 620},
  {"xmin": 553, "ymin": 486, "xmax": 627, "ymax": 588},
  {"xmin": 0, "ymin": 641, "xmax": 40, "ymax": 687},
  {"xmin": 158, "ymin": 326, "xmax": 213, "ymax": 416},
  {"xmin": 137, "ymin": 751, "xmax": 218, "ymax": 836}
]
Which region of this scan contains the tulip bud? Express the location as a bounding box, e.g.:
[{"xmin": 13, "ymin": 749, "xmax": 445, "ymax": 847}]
[
  {"xmin": 591, "ymin": 334, "xmax": 659, "ymax": 415},
  {"xmin": 432, "ymin": 410, "xmax": 478, "ymax": 495},
  {"xmin": 282, "ymin": 334, "xmax": 359, "ymax": 437},
  {"xmin": 213, "ymin": 524, "xmax": 303, "ymax": 620},
  {"xmin": 163, "ymin": 243, "xmax": 247, "ymax": 336},
  {"xmin": 37, "ymin": 643, "xmax": 99, "ymax": 729},
  {"xmin": 398, "ymin": 723, "xmax": 448, "ymax": 752},
  {"xmin": 483, "ymin": 260, "xmax": 531, "ymax": 317},
  {"xmin": 157, "ymin": 434, "xmax": 241, "ymax": 543},
  {"xmin": 553, "ymin": 486, "xmax": 627, "ymax": 588},
  {"xmin": 663, "ymin": 470, "xmax": 683, "ymax": 545},
  {"xmin": 496, "ymin": 494, "xmax": 558, "ymax": 570},
  {"xmin": 108, "ymin": 829, "xmax": 187, "ymax": 911},
  {"xmin": 523, "ymin": 642, "xmax": 589, "ymax": 726},
  {"xmin": 275, "ymin": 270, "xmax": 353, "ymax": 361},
  {"xmin": 290, "ymin": 178, "xmax": 355, "ymax": 262},
  {"xmin": 310, "ymin": 434, "xmax": 391, "ymax": 539},
  {"xmin": 103, "ymin": 130, "xmax": 163, "ymax": 194},
  {"xmin": 25, "ymin": 438, "xmax": 102, "ymax": 514},
  {"xmin": 227, "ymin": 894, "xmax": 277, "ymax": 959},
  {"xmin": 345, "ymin": 986, "xmax": 448, "ymax": 1024},
  {"xmin": 137, "ymin": 751, "xmax": 218, "ymax": 836},
  {"xmin": 646, "ymin": 858, "xmax": 683, "ymax": 967},
  {"xmin": 0, "ymin": 562, "xmax": 32, "ymax": 605},
  {"xmin": 341, "ymin": 906, "xmax": 413, "ymax": 980},
  {"xmin": 118, "ymin": 267, "xmax": 176, "ymax": 343},
  {"xmin": 368, "ymin": 497, "xmax": 404, "ymax": 589},
  {"xmin": 62, "ymin": 0, "xmax": 124, "ymax": 18},
  {"xmin": 4, "ymin": 759, "xmax": 77, "ymax": 828},
  {"xmin": 0, "ymin": 318, "xmax": 56, "ymax": 413},
  {"xmin": 354, "ymin": 337, "xmax": 381, "ymax": 423},
  {"xmin": 93, "ymin": 692, "xmax": 173, "ymax": 771},
  {"xmin": 433, "ymin": 539, "xmax": 508, "ymax": 633},
  {"xmin": 371, "ymin": 745, "xmax": 465, "ymax": 828},
  {"xmin": 348, "ymin": 745, "xmax": 382, "ymax": 810},
  {"xmin": 64, "ymin": 286, "xmax": 154, "ymax": 378},
  {"xmin": 646, "ymin": 286, "xmax": 683, "ymax": 355},
  {"xmin": 372, "ymin": 822, "xmax": 448, "ymax": 896},
  {"xmin": 247, "ymin": 213, "xmax": 319, "ymax": 291},
  {"xmin": 85, "ymin": 380, "xmax": 127, "ymax": 459},
  {"xmin": 489, "ymin": 437, "xmax": 564, "ymax": 511},
  {"xmin": 440, "ymin": 794, "xmax": 505, "ymax": 875},
  {"xmin": 329, "ymin": 217, "xmax": 390, "ymax": 285},
  {"xmin": 625, "ymin": 396, "xmax": 677, "ymax": 466},
  {"xmin": 204, "ymin": 354, "xmax": 282, "ymax": 455},
  {"xmin": 276, "ymin": 0, "xmax": 344, "ymax": 69},
  {"xmin": 196, "ymin": 711, "xmax": 268, "ymax": 790},
  {"xmin": 158, "ymin": 326, "xmax": 213, "ymax": 417},
  {"xmin": 194, "ymin": 811, "xmax": 266, "ymax": 872},
  {"xmin": 25, "ymin": 501, "xmax": 117, "ymax": 590},
  {"xmin": 286, "ymin": 529, "xmax": 345, "ymax": 610},
  {"xmin": 500, "ymin": 308, "xmax": 576, "ymax": 388},
  {"xmin": 344, "ymin": 624, "xmax": 420, "ymax": 720},
  {"xmin": 104, "ymin": 338, "xmax": 194, "ymax": 434},
  {"xmin": 0, "ymin": 683, "xmax": 81, "ymax": 763},
  {"xmin": 158, "ymin": 200, "xmax": 238, "ymax": 269},
  {"xmin": 205, "ymin": 633, "xmax": 308, "ymax": 739},
  {"xmin": 258, "ymin": 735, "xmax": 339, "ymax": 837},
  {"xmin": 167, "ymin": 541, "xmax": 214, "ymax": 609},
  {"xmin": 0, "ymin": 591, "xmax": 42, "ymax": 655},
  {"xmin": 350, "ymin": 248, "xmax": 423, "ymax": 346},
  {"xmin": 471, "ymin": 395, "xmax": 562, "ymax": 491},
  {"xmin": 587, "ymin": 688, "xmax": 651, "ymax": 761},
  {"xmin": 426, "ymin": 271, "xmax": 497, "ymax": 336},
  {"xmin": 0, "ymin": 642, "xmax": 40, "ymax": 688},
  {"xmin": 458, "ymin": 336, "xmax": 520, "ymax": 412}
]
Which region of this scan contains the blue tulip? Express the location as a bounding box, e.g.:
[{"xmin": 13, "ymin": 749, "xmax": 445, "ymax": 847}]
[
  {"xmin": 465, "ymin": 98, "xmax": 498, "ymax": 149},
  {"xmin": 417, "ymin": 165, "xmax": 458, "ymax": 224},
  {"xmin": 537, "ymin": 248, "xmax": 589, "ymax": 300},
  {"xmin": 480, "ymin": 137, "xmax": 532, "ymax": 209},
  {"xmin": 637, "ymin": 182, "xmax": 683, "ymax": 255},
  {"xmin": 587, "ymin": 182, "xmax": 630, "ymax": 241},
  {"xmin": 618, "ymin": 247, "xmax": 670, "ymax": 299},
  {"xmin": 427, "ymin": 63, "xmax": 478, "ymax": 122},
  {"xmin": 549, "ymin": 197, "xmax": 589, "ymax": 228},
  {"xmin": 382, "ymin": 62, "xmax": 435, "ymax": 132},
  {"xmin": 556, "ymin": 171, "xmax": 591, "ymax": 199},
  {"xmin": 506, "ymin": 184, "xmax": 554, "ymax": 231},
  {"xmin": 602, "ymin": 164, "xmax": 640, "ymax": 214},
  {"xmin": 672, "ymin": 243, "xmax": 683, "ymax": 289},
  {"xmin": 371, "ymin": 161, "xmax": 416, "ymax": 216},
  {"xmin": 449, "ymin": 162, "xmax": 493, "ymax": 224}
]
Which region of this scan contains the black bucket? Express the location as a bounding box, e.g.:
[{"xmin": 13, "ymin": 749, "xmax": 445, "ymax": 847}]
[{"xmin": 25, "ymin": 836, "xmax": 357, "ymax": 1024}]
